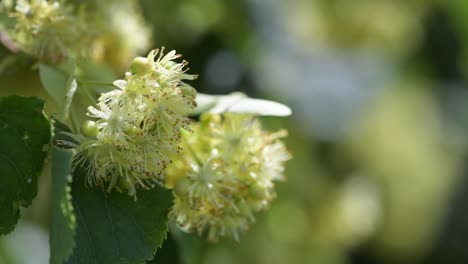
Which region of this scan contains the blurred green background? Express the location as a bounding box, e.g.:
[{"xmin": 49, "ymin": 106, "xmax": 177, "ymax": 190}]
[{"xmin": 3, "ymin": 0, "xmax": 468, "ymax": 263}]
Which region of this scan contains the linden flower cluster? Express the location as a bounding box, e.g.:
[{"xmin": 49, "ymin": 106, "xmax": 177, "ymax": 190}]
[
  {"xmin": 88, "ymin": 0, "xmax": 152, "ymax": 72},
  {"xmin": 75, "ymin": 48, "xmax": 197, "ymax": 199},
  {"xmin": 10, "ymin": 0, "xmax": 94, "ymax": 62},
  {"xmin": 166, "ymin": 113, "xmax": 291, "ymax": 241}
]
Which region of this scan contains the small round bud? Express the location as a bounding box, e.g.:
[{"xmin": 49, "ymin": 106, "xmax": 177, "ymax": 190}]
[
  {"xmin": 181, "ymin": 85, "xmax": 197, "ymax": 97},
  {"xmin": 80, "ymin": 120, "xmax": 99, "ymax": 138},
  {"xmin": 131, "ymin": 57, "xmax": 152, "ymax": 76},
  {"xmin": 126, "ymin": 125, "xmax": 140, "ymax": 137},
  {"xmin": 174, "ymin": 177, "xmax": 192, "ymax": 196},
  {"xmin": 249, "ymin": 182, "xmax": 266, "ymax": 200}
]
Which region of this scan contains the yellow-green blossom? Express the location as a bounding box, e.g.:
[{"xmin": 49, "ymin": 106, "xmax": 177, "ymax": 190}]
[
  {"xmin": 167, "ymin": 113, "xmax": 291, "ymax": 241},
  {"xmin": 75, "ymin": 49, "xmax": 197, "ymax": 199},
  {"xmin": 80, "ymin": 0, "xmax": 152, "ymax": 72},
  {"xmin": 10, "ymin": 0, "xmax": 95, "ymax": 62}
]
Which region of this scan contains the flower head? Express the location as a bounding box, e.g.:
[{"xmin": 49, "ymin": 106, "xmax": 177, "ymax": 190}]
[
  {"xmin": 10, "ymin": 0, "xmax": 95, "ymax": 62},
  {"xmin": 167, "ymin": 113, "xmax": 291, "ymax": 241},
  {"xmin": 84, "ymin": 0, "xmax": 152, "ymax": 72},
  {"xmin": 75, "ymin": 48, "xmax": 197, "ymax": 199}
]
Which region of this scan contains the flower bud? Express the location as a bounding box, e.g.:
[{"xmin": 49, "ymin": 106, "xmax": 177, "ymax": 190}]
[
  {"xmin": 174, "ymin": 177, "xmax": 192, "ymax": 196},
  {"xmin": 180, "ymin": 85, "xmax": 197, "ymax": 97},
  {"xmin": 249, "ymin": 182, "xmax": 266, "ymax": 200},
  {"xmin": 125, "ymin": 125, "xmax": 140, "ymax": 137},
  {"xmin": 131, "ymin": 57, "xmax": 152, "ymax": 76},
  {"xmin": 80, "ymin": 120, "xmax": 99, "ymax": 138}
]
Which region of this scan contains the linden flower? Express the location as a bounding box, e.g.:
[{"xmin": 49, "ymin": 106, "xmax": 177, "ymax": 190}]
[
  {"xmin": 10, "ymin": 0, "xmax": 95, "ymax": 62},
  {"xmin": 78, "ymin": 0, "xmax": 152, "ymax": 72},
  {"xmin": 167, "ymin": 113, "xmax": 291, "ymax": 241},
  {"xmin": 75, "ymin": 49, "xmax": 197, "ymax": 199}
]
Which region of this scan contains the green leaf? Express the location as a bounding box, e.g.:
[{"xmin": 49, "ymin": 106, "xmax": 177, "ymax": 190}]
[
  {"xmin": 194, "ymin": 92, "xmax": 292, "ymax": 116},
  {"xmin": 146, "ymin": 232, "xmax": 182, "ymax": 264},
  {"xmin": 38, "ymin": 60, "xmax": 76, "ymax": 121},
  {"xmin": 74, "ymin": 61, "xmax": 117, "ymax": 101},
  {"xmin": 67, "ymin": 166, "xmax": 173, "ymax": 264},
  {"xmin": 38, "ymin": 62, "xmax": 70, "ymax": 109},
  {"xmin": 50, "ymin": 147, "xmax": 76, "ymax": 264},
  {"xmin": 0, "ymin": 96, "xmax": 50, "ymax": 235}
]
